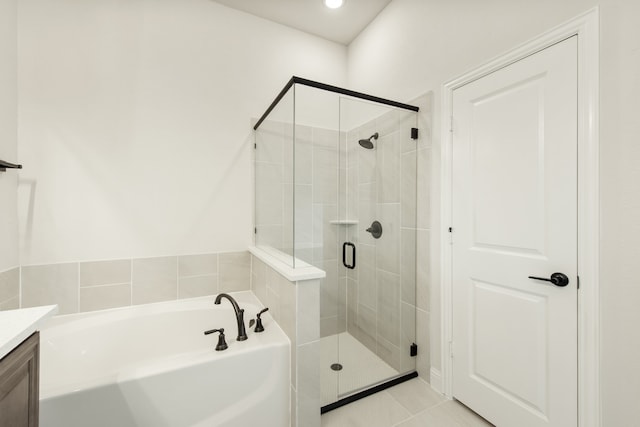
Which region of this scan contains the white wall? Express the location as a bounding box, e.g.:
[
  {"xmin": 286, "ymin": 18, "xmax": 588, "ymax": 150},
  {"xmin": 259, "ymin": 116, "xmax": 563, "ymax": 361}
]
[
  {"xmin": 0, "ymin": 0, "xmax": 18, "ymax": 272},
  {"xmin": 17, "ymin": 0, "xmax": 347, "ymax": 265},
  {"xmin": 347, "ymin": 0, "xmax": 640, "ymax": 424},
  {"xmin": 14, "ymin": 0, "xmax": 640, "ymax": 421}
]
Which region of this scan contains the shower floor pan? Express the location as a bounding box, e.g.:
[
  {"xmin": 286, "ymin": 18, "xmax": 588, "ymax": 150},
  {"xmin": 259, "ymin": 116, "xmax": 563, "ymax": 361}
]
[{"xmin": 321, "ymin": 332, "xmax": 415, "ymax": 408}]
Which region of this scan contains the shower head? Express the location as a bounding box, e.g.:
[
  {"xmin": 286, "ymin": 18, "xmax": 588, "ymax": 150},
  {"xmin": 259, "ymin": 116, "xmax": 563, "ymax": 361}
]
[{"xmin": 358, "ymin": 132, "xmax": 378, "ymax": 149}]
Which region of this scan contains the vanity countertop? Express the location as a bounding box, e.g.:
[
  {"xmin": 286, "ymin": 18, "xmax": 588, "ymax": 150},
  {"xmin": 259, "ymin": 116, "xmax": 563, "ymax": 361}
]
[{"xmin": 0, "ymin": 305, "xmax": 58, "ymax": 359}]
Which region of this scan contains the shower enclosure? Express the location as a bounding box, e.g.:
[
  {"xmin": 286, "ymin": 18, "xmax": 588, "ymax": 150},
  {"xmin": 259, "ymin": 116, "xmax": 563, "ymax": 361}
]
[{"xmin": 254, "ymin": 77, "xmax": 419, "ymax": 411}]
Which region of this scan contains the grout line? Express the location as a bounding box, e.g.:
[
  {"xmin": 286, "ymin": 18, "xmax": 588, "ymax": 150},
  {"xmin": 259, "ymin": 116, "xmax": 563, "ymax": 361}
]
[
  {"xmin": 175, "ymin": 256, "xmax": 179, "ymax": 300},
  {"xmin": 255, "ymin": 159, "xmax": 286, "ymax": 166},
  {"xmin": 130, "ymin": 259, "xmax": 133, "ymax": 306},
  {"xmin": 80, "ymin": 282, "xmax": 132, "ymax": 290},
  {"xmin": 216, "ymin": 254, "xmax": 220, "ymax": 294},
  {"xmin": 18, "ymin": 266, "xmax": 22, "ymax": 309},
  {"xmin": 427, "ymin": 400, "xmax": 453, "ymax": 412},
  {"xmin": 76, "ymin": 263, "xmax": 80, "ymax": 313},
  {"xmin": 176, "ymin": 272, "xmax": 220, "ymax": 280}
]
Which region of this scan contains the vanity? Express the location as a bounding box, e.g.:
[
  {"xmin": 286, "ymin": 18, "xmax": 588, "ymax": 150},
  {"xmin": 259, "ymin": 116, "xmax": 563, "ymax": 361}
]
[{"xmin": 0, "ymin": 306, "xmax": 57, "ymax": 426}]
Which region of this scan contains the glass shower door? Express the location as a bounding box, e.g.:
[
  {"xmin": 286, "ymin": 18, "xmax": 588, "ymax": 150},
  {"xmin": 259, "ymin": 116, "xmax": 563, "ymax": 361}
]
[{"xmin": 331, "ymin": 96, "xmax": 418, "ymax": 403}]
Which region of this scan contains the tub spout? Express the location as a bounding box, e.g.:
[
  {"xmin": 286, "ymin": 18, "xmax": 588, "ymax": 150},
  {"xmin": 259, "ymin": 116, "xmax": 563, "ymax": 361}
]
[{"xmin": 214, "ymin": 293, "xmax": 248, "ymax": 341}]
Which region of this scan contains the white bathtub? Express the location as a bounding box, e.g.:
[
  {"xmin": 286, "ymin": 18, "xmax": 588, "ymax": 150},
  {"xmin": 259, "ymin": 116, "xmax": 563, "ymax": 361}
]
[{"xmin": 39, "ymin": 291, "xmax": 290, "ymax": 427}]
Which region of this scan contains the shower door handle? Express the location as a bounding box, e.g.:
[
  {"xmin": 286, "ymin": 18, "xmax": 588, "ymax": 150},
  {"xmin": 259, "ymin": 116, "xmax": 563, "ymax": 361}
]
[{"xmin": 342, "ymin": 242, "xmax": 356, "ymax": 270}]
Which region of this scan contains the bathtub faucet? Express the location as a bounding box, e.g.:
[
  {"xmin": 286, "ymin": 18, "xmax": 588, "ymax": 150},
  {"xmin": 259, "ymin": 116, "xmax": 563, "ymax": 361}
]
[{"xmin": 214, "ymin": 293, "xmax": 248, "ymax": 341}]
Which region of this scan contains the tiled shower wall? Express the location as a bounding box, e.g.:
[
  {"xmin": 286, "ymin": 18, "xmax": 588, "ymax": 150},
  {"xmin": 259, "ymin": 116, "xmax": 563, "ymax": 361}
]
[{"xmin": 0, "ymin": 251, "xmax": 251, "ymax": 315}]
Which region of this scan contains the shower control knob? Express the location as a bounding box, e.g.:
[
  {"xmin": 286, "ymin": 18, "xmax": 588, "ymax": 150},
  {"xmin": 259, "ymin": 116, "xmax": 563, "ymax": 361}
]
[{"xmin": 366, "ymin": 221, "xmax": 383, "ymax": 239}]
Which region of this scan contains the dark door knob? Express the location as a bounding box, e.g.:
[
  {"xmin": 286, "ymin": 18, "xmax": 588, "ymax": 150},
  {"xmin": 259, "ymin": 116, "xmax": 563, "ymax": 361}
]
[{"xmin": 528, "ymin": 272, "xmax": 570, "ymax": 287}]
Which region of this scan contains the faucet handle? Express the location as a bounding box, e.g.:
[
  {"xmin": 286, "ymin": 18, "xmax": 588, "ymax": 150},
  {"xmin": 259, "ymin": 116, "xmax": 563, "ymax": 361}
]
[
  {"xmin": 204, "ymin": 328, "xmax": 228, "ymax": 351},
  {"xmin": 254, "ymin": 307, "xmax": 269, "ymax": 333}
]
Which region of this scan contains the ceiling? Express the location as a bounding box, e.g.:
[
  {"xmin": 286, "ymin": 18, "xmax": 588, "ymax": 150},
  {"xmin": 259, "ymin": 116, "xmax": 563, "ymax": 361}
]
[{"xmin": 211, "ymin": 0, "xmax": 392, "ymax": 45}]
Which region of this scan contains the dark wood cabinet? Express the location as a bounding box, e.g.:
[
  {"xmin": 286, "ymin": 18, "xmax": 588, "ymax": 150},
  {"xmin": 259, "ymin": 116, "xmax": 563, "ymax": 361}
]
[{"xmin": 0, "ymin": 332, "xmax": 39, "ymax": 427}]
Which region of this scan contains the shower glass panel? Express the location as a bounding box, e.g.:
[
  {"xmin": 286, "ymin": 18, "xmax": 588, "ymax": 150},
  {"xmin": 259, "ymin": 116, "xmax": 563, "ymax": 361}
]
[
  {"xmin": 254, "ymin": 88, "xmax": 295, "ymax": 267},
  {"xmin": 329, "ymin": 97, "xmax": 418, "ymax": 406},
  {"xmin": 254, "ymin": 77, "xmax": 418, "ymax": 410}
]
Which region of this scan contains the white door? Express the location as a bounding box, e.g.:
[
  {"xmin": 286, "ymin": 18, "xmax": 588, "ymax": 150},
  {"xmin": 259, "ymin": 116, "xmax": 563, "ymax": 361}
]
[{"xmin": 451, "ymin": 36, "xmax": 578, "ymax": 427}]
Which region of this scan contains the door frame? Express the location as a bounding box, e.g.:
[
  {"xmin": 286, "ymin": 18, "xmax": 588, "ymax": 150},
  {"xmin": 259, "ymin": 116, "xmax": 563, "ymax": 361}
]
[{"xmin": 438, "ymin": 8, "xmax": 600, "ymax": 427}]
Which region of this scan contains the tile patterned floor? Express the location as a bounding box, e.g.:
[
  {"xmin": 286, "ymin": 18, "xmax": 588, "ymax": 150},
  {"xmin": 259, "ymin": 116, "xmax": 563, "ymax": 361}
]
[{"xmin": 320, "ymin": 378, "xmax": 494, "ymax": 427}]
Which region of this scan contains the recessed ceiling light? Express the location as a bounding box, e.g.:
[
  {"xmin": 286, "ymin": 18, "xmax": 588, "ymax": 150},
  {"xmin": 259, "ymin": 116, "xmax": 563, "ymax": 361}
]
[{"xmin": 324, "ymin": 0, "xmax": 344, "ymax": 9}]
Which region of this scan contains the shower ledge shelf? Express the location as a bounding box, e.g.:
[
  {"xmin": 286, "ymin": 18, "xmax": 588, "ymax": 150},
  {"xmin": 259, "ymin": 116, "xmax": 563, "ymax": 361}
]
[
  {"xmin": 329, "ymin": 220, "xmax": 359, "ymax": 225},
  {"xmin": 249, "ymin": 246, "xmax": 325, "ymax": 282}
]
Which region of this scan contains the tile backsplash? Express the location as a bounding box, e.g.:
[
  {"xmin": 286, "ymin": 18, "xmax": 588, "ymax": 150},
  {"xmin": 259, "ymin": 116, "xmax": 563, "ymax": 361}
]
[{"xmin": 6, "ymin": 251, "xmax": 250, "ymax": 315}]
